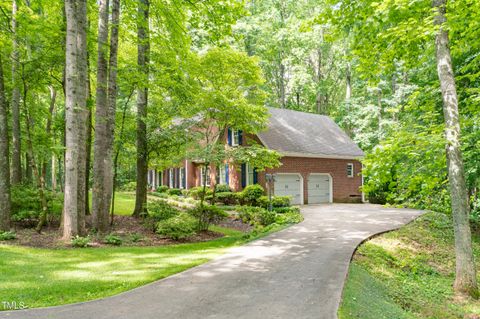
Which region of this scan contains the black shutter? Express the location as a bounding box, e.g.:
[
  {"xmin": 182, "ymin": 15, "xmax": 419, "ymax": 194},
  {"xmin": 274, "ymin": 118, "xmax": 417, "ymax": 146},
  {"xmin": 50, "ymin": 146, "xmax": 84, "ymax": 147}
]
[
  {"xmin": 241, "ymin": 163, "xmax": 246, "ymax": 188},
  {"xmin": 253, "ymin": 167, "xmax": 258, "ymax": 184},
  {"xmin": 227, "ymin": 128, "xmax": 232, "ymax": 145}
]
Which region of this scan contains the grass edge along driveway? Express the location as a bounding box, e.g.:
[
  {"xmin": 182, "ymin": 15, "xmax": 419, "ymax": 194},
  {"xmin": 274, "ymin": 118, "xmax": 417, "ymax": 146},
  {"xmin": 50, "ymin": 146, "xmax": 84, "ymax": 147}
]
[{"xmin": 0, "ymin": 225, "xmax": 287, "ymax": 310}]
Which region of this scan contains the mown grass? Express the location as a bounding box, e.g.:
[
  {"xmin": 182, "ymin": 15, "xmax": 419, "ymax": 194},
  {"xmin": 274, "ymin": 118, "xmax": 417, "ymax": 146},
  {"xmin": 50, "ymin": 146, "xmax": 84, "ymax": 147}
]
[
  {"xmin": 339, "ymin": 211, "xmax": 480, "ymax": 319},
  {"xmin": 0, "ymin": 224, "xmax": 287, "ymax": 309}
]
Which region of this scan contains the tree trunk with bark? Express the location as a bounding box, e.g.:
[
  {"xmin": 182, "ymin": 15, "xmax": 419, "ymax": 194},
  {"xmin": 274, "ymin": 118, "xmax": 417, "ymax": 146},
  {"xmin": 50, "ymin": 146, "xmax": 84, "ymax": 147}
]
[
  {"xmin": 63, "ymin": 0, "xmax": 88, "ymax": 239},
  {"xmin": 11, "ymin": 0, "xmax": 22, "ymax": 185},
  {"xmin": 0, "ymin": 55, "xmax": 11, "ymax": 231},
  {"xmin": 433, "ymin": 0, "xmax": 478, "ymax": 297},
  {"xmin": 133, "ymin": 0, "xmax": 150, "ymax": 217},
  {"xmin": 92, "ymin": 0, "xmax": 111, "ymax": 231}
]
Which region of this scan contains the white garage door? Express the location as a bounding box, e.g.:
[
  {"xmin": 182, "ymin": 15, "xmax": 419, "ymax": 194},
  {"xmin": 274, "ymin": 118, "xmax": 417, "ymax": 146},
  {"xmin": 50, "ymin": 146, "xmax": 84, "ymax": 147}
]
[
  {"xmin": 274, "ymin": 174, "xmax": 302, "ymax": 205},
  {"xmin": 307, "ymin": 174, "xmax": 331, "ymax": 204}
]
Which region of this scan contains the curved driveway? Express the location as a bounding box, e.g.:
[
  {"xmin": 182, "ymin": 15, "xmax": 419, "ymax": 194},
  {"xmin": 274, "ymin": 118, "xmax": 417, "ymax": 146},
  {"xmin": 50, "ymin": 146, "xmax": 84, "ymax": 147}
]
[{"xmin": 2, "ymin": 204, "xmax": 422, "ymax": 319}]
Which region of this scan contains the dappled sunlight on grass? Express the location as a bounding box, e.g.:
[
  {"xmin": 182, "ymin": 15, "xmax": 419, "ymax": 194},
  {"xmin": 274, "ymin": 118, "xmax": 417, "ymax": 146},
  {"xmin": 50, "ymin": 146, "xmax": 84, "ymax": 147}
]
[{"xmin": 0, "ymin": 227, "xmax": 248, "ymax": 309}]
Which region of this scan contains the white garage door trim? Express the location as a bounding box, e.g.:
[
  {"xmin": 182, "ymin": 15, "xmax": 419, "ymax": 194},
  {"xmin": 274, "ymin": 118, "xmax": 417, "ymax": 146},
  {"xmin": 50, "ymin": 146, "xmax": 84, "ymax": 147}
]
[
  {"xmin": 308, "ymin": 173, "xmax": 333, "ymax": 204},
  {"xmin": 274, "ymin": 173, "xmax": 304, "ymax": 205}
]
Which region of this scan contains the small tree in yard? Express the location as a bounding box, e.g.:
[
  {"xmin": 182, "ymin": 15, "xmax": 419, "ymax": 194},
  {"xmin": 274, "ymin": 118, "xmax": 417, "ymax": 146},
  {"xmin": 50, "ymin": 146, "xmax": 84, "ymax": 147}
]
[{"xmin": 185, "ymin": 47, "xmax": 281, "ymax": 208}]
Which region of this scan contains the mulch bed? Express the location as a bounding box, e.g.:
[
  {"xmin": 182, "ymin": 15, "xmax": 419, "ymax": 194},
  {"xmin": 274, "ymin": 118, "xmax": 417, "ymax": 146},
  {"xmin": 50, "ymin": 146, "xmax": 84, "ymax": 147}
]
[{"xmin": 3, "ymin": 215, "xmax": 251, "ymax": 249}]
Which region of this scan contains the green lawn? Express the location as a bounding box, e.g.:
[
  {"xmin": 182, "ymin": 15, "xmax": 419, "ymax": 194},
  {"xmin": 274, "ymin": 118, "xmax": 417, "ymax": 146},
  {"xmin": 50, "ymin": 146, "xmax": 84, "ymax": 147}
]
[
  {"xmin": 339, "ymin": 212, "xmax": 480, "ymax": 319},
  {"xmin": 88, "ymin": 192, "xmax": 136, "ymax": 216},
  {"xmin": 0, "ymin": 226, "xmax": 245, "ymax": 309}
]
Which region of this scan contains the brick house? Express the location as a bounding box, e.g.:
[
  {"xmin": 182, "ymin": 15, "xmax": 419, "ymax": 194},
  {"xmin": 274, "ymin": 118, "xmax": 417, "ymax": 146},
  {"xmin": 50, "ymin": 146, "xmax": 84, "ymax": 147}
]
[{"xmin": 147, "ymin": 107, "xmax": 364, "ymax": 204}]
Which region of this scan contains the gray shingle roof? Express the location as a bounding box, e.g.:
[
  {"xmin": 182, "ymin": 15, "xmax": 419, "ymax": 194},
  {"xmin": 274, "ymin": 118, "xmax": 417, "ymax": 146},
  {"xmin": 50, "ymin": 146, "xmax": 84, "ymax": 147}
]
[{"xmin": 257, "ymin": 107, "xmax": 364, "ymax": 159}]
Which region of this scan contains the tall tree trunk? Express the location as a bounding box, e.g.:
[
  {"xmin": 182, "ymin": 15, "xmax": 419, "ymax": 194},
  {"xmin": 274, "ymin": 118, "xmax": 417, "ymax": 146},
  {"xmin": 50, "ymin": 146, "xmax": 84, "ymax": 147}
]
[
  {"xmin": 133, "ymin": 0, "xmax": 149, "ymax": 217},
  {"xmin": 0, "ymin": 55, "xmax": 11, "ymax": 231},
  {"xmin": 433, "ymin": 0, "xmax": 478, "ymax": 297},
  {"xmin": 63, "ymin": 0, "xmax": 88, "ymax": 239},
  {"xmin": 85, "ymin": 53, "xmax": 93, "ymax": 216},
  {"xmin": 42, "ymin": 86, "xmax": 56, "ymax": 187},
  {"xmin": 345, "ymin": 62, "xmax": 352, "ymax": 101},
  {"xmin": 11, "ymin": 0, "xmax": 22, "ymax": 185},
  {"xmin": 377, "ymin": 88, "xmax": 383, "ymax": 137},
  {"xmin": 76, "ymin": 0, "xmax": 88, "ymax": 235}
]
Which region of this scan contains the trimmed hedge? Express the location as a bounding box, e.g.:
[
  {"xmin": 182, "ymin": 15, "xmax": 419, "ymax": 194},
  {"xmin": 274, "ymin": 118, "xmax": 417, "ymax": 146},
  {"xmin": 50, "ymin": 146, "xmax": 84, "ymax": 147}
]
[{"xmin": 156, "ymin": 213, "xmax": 197, "ymax": 240}]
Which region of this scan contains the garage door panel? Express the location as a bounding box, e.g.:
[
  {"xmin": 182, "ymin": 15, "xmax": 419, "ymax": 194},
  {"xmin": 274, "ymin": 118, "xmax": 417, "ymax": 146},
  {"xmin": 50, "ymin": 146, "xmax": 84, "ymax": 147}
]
[
  {"xmin": 308, "ymin": 175, "xmax": 331, "ymax": 204},
  {"xmin": 274, "ymin": 174, "xmax": 302, "ymax": 205}
]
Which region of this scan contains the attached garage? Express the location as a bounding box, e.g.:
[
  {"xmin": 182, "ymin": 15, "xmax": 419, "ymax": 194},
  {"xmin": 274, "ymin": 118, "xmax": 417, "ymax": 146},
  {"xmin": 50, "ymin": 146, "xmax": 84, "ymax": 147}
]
[
  {"xmin": 274, "ymin": 174, "xmax": 303, "ymax": 205},
  {"xmin": 307, "ymin": 174, "xmax": 332, "ymax": 204}
]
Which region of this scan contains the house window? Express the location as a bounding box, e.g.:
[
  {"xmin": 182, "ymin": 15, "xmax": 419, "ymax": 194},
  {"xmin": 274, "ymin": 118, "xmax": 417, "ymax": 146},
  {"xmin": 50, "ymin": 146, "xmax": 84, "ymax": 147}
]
[
  {"xmin": 232, "ymin": 129, "xmax": 240, "ymax": 146},
  {"xmin": 179, "ymin": 168, "xmax": 185, "ymax": 189},
  {"xmin": 200, "ymin": 167, "xmax": 211, "ymax": 187},
  {"xmin": 247, "ymin": 164, "xmax": 255, "ymax": 185},
  {"xmin": 347, "ymin": 163, "xmax": 354, "ymax": 178},
  {"xmin": 218, "ymin": 165, "xmax": 226, "ymax": 185},
  {"xmin": 169, "ymin": 169, "xmax": 174, "ymax": 187}
]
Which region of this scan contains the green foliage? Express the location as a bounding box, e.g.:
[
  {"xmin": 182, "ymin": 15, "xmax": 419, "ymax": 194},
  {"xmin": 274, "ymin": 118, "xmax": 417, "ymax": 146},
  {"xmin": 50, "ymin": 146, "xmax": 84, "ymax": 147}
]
[
  {"xmin": 104, "ymin": 234, "xmax": 123, "ymax": 246},
  {"xmin": 189, "ymin": 205, "xmax": 228, "ymax": 231},
  {"xmin": 187, "ymin": 186, "xmax": 213, "ymax": 200},
  {"xmin": 71, "ymin": 236, "xmax": 91, "ymax": 248},
  {"xmin": 166, "ymin": 188, "xmax": 183, "ymax": 196},
  {"xmin": 10, "ymin": 185, "xmax": 63, "ymax": 225},
  {"xmin": 119, "ymin": 182, "xmax": 137, "ymax": 192},
  {"xmin": 239, "ymin": 184, "xmax": 265, "ymax": 206},
  {"xmin": 156, "ymin": 213, "xmax": 197, "ymax": 240},
  {"xmin": 0, "ymin": 231, "xmax": 16, "ymax": 241},
  {"xmin": 275, "ymin": 211, "xmax": 303, "ymax": 224},
  {"xmin": 274, "ymin": 206, "xmax": 300, "ymax": 215},
  {"xmin": 215, "ymin": 192, "xmax": 238, "ymax": 205},
  {"xmin": 257, "ymin": 195, "xmax": 291, "ymax": 209},
  {"xmin": 238, "ymin": 206, "xmax": 275, "ymax": 226},
  {"xmin": 215, "ymin": 184, "xmax": 232, "ymax": 193},
  {"xmin": 129, "ymin": 233, "xmax": 142, "ymax": 243},
  {"xmin": 156, "ymin": 186, "xmax": 169, "ymax": 193},
  {"xmin": 146, "ymin": 201, "xmax": 180, "ymax": 231}
]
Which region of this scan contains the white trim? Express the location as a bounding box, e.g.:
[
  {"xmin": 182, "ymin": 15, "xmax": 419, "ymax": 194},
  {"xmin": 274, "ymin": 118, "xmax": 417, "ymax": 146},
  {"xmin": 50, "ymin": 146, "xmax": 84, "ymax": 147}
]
[
  {"xmin": 307, "ymin": 173, "xmax": 333, "ymax": 203},
  {"xmin": 231, "ymin": 129, "xmax": 240, "ymax": 146},
  {"xmin": 274, "ymin": 173, "xmax": 304, "ymax": 205}
]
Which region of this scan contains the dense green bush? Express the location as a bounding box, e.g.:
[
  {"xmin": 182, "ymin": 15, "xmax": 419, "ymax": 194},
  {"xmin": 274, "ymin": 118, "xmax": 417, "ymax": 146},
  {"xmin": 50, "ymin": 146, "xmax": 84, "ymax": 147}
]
[
  {"xmin": 189, "ymin": 205, "xmax": 228, "ymax": 230},
  {"xmin": 274, "ymin": 206, "xmax": 300, "ymax": 214},
  {"xmin": 275, "ymin": 211, "xmax": 303, "ymax": 224},
  {"xmin": 167, "ymin": 188, "xmax": 183, "ymax": 196},
  {"xmin": 156, "ymin": 185, "xmax": 169, "ymax": 193},
  {"xmin": 71, "ymin": 236, "xmax": 91, "ymax": 248},
  {"xmin": 215, "ymin": 184, "xmax": 232, "ymax": 193},
  {"xmin": 104, "ymin": 234, "xmax": 123, "ymax": 246},
  {"xmin": 215, "ymin": 192, "xmax": 238, "ymax": 205},
  {"xmin": 238, "ymin": 206, "xmax": 276, "ymax": 226},
  {"xmin": 119, "ymin": 181, "xmax": 136, "ymax": 191},
  {"xmin": 156, "ymin": 213, "xmax": 197, "ymax": 240},
  {"xmin": 0, "ymin": 231, "xmax": 16, "ymax": 241},
  {"xmin": 11, "ymin": 185, "xmax": 63, "ymax": 225},
  {"xmin": 187, "ymin": 186, "xmax": 213, "ymax": 200},
  {"xmin": 239, "ymin": 184, "xmax": 264, "ymax": 206},
  {"xmin": 150, "ymin": 192, "xmax": 168, "ymax": 198},
  {"xmin": 146, "ymin": 201, "xmax": 180, "ymax": 231},
  {"xmin": 257, "ymin": 195, "xmax": 291, "ymax": 209}
]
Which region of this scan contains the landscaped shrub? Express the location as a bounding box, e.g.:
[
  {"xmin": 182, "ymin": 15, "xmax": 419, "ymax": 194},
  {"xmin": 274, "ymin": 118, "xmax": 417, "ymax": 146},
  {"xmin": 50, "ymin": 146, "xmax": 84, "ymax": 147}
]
[
  {"xmin": 215, "ymin": 184, "xmax": 232, "ymax": 193},
  {"xmin": 71, "ymin": 236, "xmax": 91, "ymax": 248},
  {"xmin": 0, "ymin": 231, "xmax": 16, "ymax": 241},
  {"xmin": 237, "ymin": 206, "xmax": 275, "ymax": 226},
  {"xmin": 187, "ymin": 186, "xmax": 213, "ymax": 200},
  {"xmin": 11, "ymin": 185, "xmax": 63, "ymax": 226},
  {"xmin": 239, "ymin": 184, "xmax": 264, "ymax": 206},
  {"xmin": 146, "ymin": 201, "xmax": 180, "ymax": 231},
  {"xmin": 150, "ymin": 192, "xmax": 168, "ymax": 198},
  {"xmin": 156, "ymin": 213, "xmax": 197, "ymax": 240},
  {"xmin": 129, "ymin": 233, "xmax": 142, "ymax": 243},
  {"xmin": 189, "ymin": 205, "xmax": 228, "ymax": 231},
  {"xmin": 104, "ymin": 234, "xmax": 123, "ymax": 246},
  {"xmin": 275, "ymin": 211, "xmax": 303, "ymax": 225},
  {"xmin": 257, "ymin": 195, "xmax": 291, "ymax": 209},
  {"xmin": 119, "ymin": 181, "xmax": 136, "ymax": 192},
  {"xmin": 215, "ymin": 192, "xmax": 238, "ymax": 205},
  {"xmin": 156, "ymin": 185, "xmax": 169, "ymax": 193},
  {"xmin": 273, "ymin": 206, "xmax": 300, "ymax": 214},
  {"xmin": 167, "ymin": 188, "xmax": 183, "ymax": 196}
]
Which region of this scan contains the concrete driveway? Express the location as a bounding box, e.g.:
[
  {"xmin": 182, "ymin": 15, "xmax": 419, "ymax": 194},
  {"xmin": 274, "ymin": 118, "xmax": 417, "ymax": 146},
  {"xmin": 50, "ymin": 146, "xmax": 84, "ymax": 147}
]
[{"xmin": 1, "ymin": 204, "xmax": 422, "ymax": 319}]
